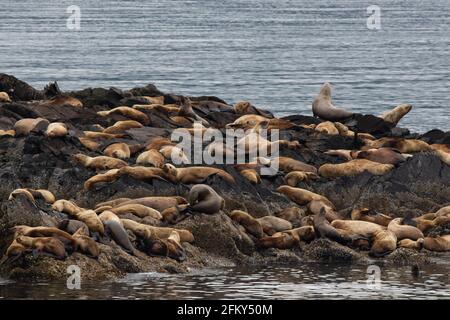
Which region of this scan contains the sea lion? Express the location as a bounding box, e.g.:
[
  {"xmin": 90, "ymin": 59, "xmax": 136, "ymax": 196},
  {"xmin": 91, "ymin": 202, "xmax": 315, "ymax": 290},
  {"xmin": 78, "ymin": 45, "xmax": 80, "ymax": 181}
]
[
  {"xmin": 44, "ymin": 122, "xmax": 68, "ymax": 138},
  {"xmin": 239, "ymin": 169, "xmax": 261, "ymax": 184},
  {"xmin": 314, "ymin": 121, "xmax": 339, "ymax": 135},
  {"xmin": 0, "ymin": 129, "xmax": 15, "ymax": 137},
  {"xmin": 369, "ymin": 229, "xmax": 397, "ymax": 257},
  {"xmin": 324, "ymin": 149, "xmax": 355, "ymax": 161},
  {"xmin": 40, "ymin": 95, "xmax": 83, "ymax": 108},
  {"xmin": 59, "ymin": 219, "xmax": 90, "ymax": 236},
  {"xmin": 72, "ymin": 228, "xmax": 100, "ymax": 258},
  {"xmin": 4, "ymin": 239, "xmax": 26, "ymax": 261},
  {"xmin": 8, "ymin": 188, "xmax": 35, "ymax": 203},
  {"xmin": 365, "ymin": 137, "xmax": 431, "ymax": 153},
  {"xmin": 97, "ymin": 106, "xmax": 150, "ymax": 125},
  {"xmin": 160, "ymin": 205, "xmax": 190, "ymax": 224},
  {"xmin": 84, "ymin": 169, "xmax": 120, "ymax": 190},
  {"xmin": 163, "ymin": 164, "xmax": 235, "ymax": 184},
  {"xmin": 380, "ymin": 104, "xmax": 412, "ymax": 126},
  {"xmin": 52, "ymin": 199, "xmax": 83, "ymax": 215},
  {"xmin": 233, "ymin": 101, "xmax": 259, "ymax": 115},
  {"xmin": 98, "ymin": 210, "xmax": 122, "ymax": 225},
  {"xmin": 0, "ymin": 91, "xmax": 11, "ymax": 102},
  {"xmin": 275, "ymin": 207, "xmax": 304, "ymax": 227},
  {"xmin": 312, "ymin": 82, "xmax": 353, "ymax": 121},
  {"xmin": 299, "ymin": 215, "xmax": 314, "ymax": 227},
  {"xmin": 398, "ymin": 238, "xmax": 424, "ymax": 251},
  {"xmin": 102, "ymin": 120, "xmax": 143, "ymax": 134},
  {"xmin": 145, "ymin": 137, "xmax": 175, "ymax": 151},
  {"xmin": 318, "ymin": 159, "xmax": 394, "ymax": 178},
  {"xmin": 435, "ymin": 150, "xmax": 450, "ymax": 165},
  {"xmin": 387, "ymin": 218, "xmax": 424, "ymax": 241},
  {"xmin": 136, "ymin": 149, "xmax": 165, "ymax": 168},
  {"xmin": 188, "ymin": 184, "xmax": 225, "ymax": 214},
  {"xmin": 313, "ymin": 209, "xmax": 353, "ymax": 244},
  {"xmin": 11, "ymin": 226, "xmax": 77, "ymax": 249},
  {"xmin": 103, "ymin": 143, "xmax": 131, "ymax": 159},
  {"xmin": 431, "ymin": 144, "xmax": 450, "ymax": 153},
  {"xmin": 330, "ymin": 220, "xmax": 384, "ymax": 238},
  {"xmin": 423, "ymin": 235, "xmax": 450, "ymax": 252},
  {"xmin": 228, "ymin": 210, "xmax": 264, "ymax": 238},
  {"xmin": 272, "ymin": 157, "xmax": 317, "ymax": 174},
  {"xmin": 354, "ymin": 148, "xmax": 406, "ymax": 166},
  {"xmin": 119, "ymin": 196, "xmax": 188, "ymax": 212},
  {"xmin": 98, "ymin": 211, "xmax": 136, "ymax": 254},
  {"xmin": 71, "ymin": 209, "xmax": 105, "ymax": 236},
  {"xmin": 15, "ymin": 236, "xmax": 66, "ymax": 260},
  {"xmin": 284, "ymin": 171, "xmax": 319, "ymax": 186},
  {"xmin": 178, "ymin": 96, "xmax": 209, "ymax": 126},
  {"xmin": 256, "ymin": 216, "xmax": 293, "ymax": 235},
  {"xmin": 13, "ymin": 118, "xmax": 49, "ymax": 136},
  {"xmin": 9, "ymin": 188, "xmax": 55, "ymax": 204},
  {"xmin": 226, "ymin": 114, "xmax": 269, "ymax": 129},
  {"xmin": 72, "ymin": 153, "xmax": 128, "ymax": 171},
  {"xmin": 307, "ymin": 200, "xmax": 341, "ymax": 222},
  {"xmin": 99, "ymin": 203, "xmax": 162, "ymax": 220},
  {"xmin": 121, "ymin": 219, "xmax": 194, "ymax": 243},
  {"xmin": 435, "ymin": 205, "xmax": 450, "ymax": 217},
  {"xmin": 79, "ymin": 137, "xmax": 101, "ymax": 151},
  {"xmin": 276, "ymin": 186, "xmax": 334, "ymax": 208},
  {"xmin": 117, "ymin": 166, "xmax": 168, "ymax": 183},
  {"xmin": 82, "ymin": 131, "xmax": 127, "ymax": 140},
  {"xmin": 258, "ymin": 226, "xmax": 316, "ymax": 249},
  {"xmin": 351, "ymin": 208, "xmax": 392, "ymax": 227},
  {"xmin": 159, "ymin": 145, "xmax": 190, "ymax": 164},
  {"xmin": 95, "ymin": 197, "xmax": 131, "ymax": 208}
]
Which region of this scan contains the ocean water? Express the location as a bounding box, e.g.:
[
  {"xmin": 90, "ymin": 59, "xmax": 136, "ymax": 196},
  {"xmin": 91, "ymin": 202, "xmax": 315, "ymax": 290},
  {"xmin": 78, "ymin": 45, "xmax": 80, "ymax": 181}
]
[{"xmin": 0, "ymin": 0, "xmax": 449, "ymax": 132}]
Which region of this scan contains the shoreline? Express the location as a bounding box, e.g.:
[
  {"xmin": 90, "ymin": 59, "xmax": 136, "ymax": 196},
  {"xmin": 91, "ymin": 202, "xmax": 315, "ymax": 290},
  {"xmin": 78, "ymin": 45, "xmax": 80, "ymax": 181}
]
[{"xmin": 0, "ymin": 73, "xmax": 449, "ymax": 281}]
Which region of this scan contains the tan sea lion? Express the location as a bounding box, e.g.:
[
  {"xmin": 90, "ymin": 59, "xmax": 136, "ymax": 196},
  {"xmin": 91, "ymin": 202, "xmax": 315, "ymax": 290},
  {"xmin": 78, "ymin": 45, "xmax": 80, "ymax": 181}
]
[
  {"xmin": 103, "ymin": 120, "xmax": 143, "ymax": 134},
  {"xmin": 0, "ymin": 91, "xmax": 11, "ymax": 102},
  {"xmin": 258, "ymin": 226, "xmax": 316, "ymax": 249},
  {"xmin": 159, "ymin": 145, "xmax": 190, "ymax": 164},
  {"xmin": 72, "ymin": 228, "xmax": 100, "ymax": 258},
  {"xmin": 228, "ymin": 210, "xmax": 264, "ymax": 238},
  {"xmin": 274, "ymin": 157, "xmax": 317, "ymax": 174},
  {"xmin": 256, "ymin": 216, "xmax": 292, "ymax": 235},
  {"xmin": 95, "ymin": 197, "xmax": 132, "ymax": 208},
  {"xmin": 97, "ymin": 106, "xmax": 150, "ymax": 125},
  {"xmin": 145, "ymin": 137, "xmax": 175, "ymax": 151},
  {"xmin": 102, "ymin": 203, "xmax": 162, "ymax": 220},
  {"xmin": 119, "ymin": 196, "xmax": 188, "ymax": 212},
  {"xmin": 136, "ymin": 149, "xmax": 165, "ymax": 168},
  {"xmin": 82, "ymin": 131, "xmax": 127, "ymax": 140},
  {"xmin": 226, "ymin": 114, "xmax": 269, "ymax": 129},
  {"xmin": 14, "ymin": 118, "xmax": 49, "ymax": 136},
  {"xmin": 435, "ymin": 150, "xmax": 450, "ymax": 165},
  {"xmin": 354, "ymin": 148, "xmax": 406, "ymax": 165},
  {"xmin": 121, "ymin": 219, "xmax": 194, "ymax": 243},
  {"xmin": 40, "ymin": 96, "xmax": 83, "ymax": 108},
  {"xmin": 351, "ymin": 208, "xmax": 392, "ymax": 227},
  {"xmin": 398, "ymin": 238, "xmax": 424, "ymax": 251},
  {"xmin": 188, "ymin": 184, "xmax": 224, "ymax": 214},
  {"xmin": 423, "ymin": 235, "xmax": 450, "ymax": 252},
  {"xmin": 387, "ymin": 218, "xmax": 424, "ymax": 241},
  {"xmin": 312, "ymin": 82, "xmax": 353, "ymax": 121},
  {"xmin": 330, "ymin": 220, "xmax": 384, "ymax": 238},
  {"xmin": 380, "ymin": 104, "xmax": 412, "ymax": 125},
  {"xmin": 431, "ymin": 144, "xmax": 450, "ymax": 153},
  {"xmin": 15, "ymin": 236, "xmax": 66, "ymax": 260},
  {"xmin": 84, "ymin": 169, "xmax": 120, "ymax": 190},
  {"xmin": 116, "ymin": 166, "xmax": 168, "ymax": 183},
  {"xmin": 307, "ymin": 200, "xmax": 341, "ymax": 222},
  {"xmin": 44, "ymin": 122, "xmax": 68, "ymax": 138},
  {"xmin": 79, "ymin": 137, "xmax": 101, "ymax": 151},
  {"xmin": 4, "ymin": 239, "xmax": 26, "ymax": 260},
  {"xmin": 0, "ymin": 129, "xmax": 15, "ymax": 137},
  {"xmin": 313, "ymin": 209, "xmax": 353, "ymax": 244},
  {"xmin": 239, "ymin": 169, "xmax": 261, "ymax": 184},
  {"xmin": 52, "ymin": 199, "xmax": 83, "ymax": 215},
  {"xmin": 369, "ymin": 229, "xmax": 397, "ymax": 257},
  {"xmin": 233, "ymin": 101, "xmax": 258, "ymax": 114},
  {"xmin": 365, "ymin": 137, "xmax": 431, "ymax": 153},
  {"xmin": 8, "ymin": 188, "xmax": 35, "ymax": 203},
  {"xmin": 11, "ymin": 226, "xmax": 77, "ymax": 249},
  {"xmin": 319, "ymin": 159, "xmax": 394, "ymax": 178},
  {"xmin": 284, "ymin": 171, "xmax": 319, "ymax": 186},
  {"xmin": 324, "ymin": 149, "xmax": 355, "ymax": 161},
  {"xmin": 163, "ymin": 164, "xmax": 235, "ymax": 184},
  {"xmin": 276, "ymin": 186, "xmax": 334, "ymax": 208},
  {"xmin": 71, "ymin": 209, "xmax": 105, "ymax": 236},
  {"xmin": 72, "ymin": 153, "xmax": 128, "ymax": 170},
  {"xmin": 275, "ymin": 207, "xmax": 304, "ymax": 227},
  {"xmin": 314, "ymin": 121, "xmax": 339, "ymax": 135},
  {"xmin": 103, "ymin": 143, "xmax": 131, "ymax": 159}
]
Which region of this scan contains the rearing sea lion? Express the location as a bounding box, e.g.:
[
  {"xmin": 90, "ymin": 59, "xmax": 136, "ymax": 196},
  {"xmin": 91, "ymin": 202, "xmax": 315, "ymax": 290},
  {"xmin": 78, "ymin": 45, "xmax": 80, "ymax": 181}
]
[{"xmin": 312, "ymin": 82, "xmax": 353, "ymax": 121}]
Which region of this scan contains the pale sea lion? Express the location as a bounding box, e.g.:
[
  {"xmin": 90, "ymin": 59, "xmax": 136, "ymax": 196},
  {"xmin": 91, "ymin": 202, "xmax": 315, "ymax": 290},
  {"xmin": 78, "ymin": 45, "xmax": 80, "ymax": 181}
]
[
  {"xmin": 52, "ymin": 199, "xmax": 83, "ymax": 215},
  {"xmin": 319, "ymin": 159, "xmax": 393, "ymax": 178},
  {"xmin": 369, "ymin": 229, "xmax": 397, "ymax": 257},
  {"xmin": 119, "ymin": 196, "xmax": 188, "ymax": 212},
  {"xmin": 387, "ymin": 218, "xmax": 424, "ymax": 241},
  {"xmin": 136, "ymin": 149, "xmax": 165, "ymax": 168},
  {"xmin": 163, "ymin": 164, "xmax": 235, "ymax": 184},
  {"xmin": 97, "ymin": 106, "xmax": 150, "ymax": 125},
  {"xmin": 0, "ymin": 129, "xmax": 15, "ymax": 137},
  {"xmin": 14, "ymin": 118, "xmax": 49, "ymax": 136},
  {"xmin": 307, "ymin": 200, "xmax": 341, "ymax": 222},
  {"xmin": 239, "ymin": 169, "xmax": 261, "ymax": 184},
  {"xmin": 117, "ymin": 166, "xmax": 168, "ymax": 183},
  {"xmin": 188, "ymin": 184, "xmax": 225, "ymax": 214},
  {"xmin": 275, "ymin": 207, "xmax": 304, "ymax": 227},
  {"xmin": 0, "ymin": 91, "xmax": 11, "ymax": 102},
  {"xmin": 380, "ymin": 104, "xmax": 412, "ymax": 126},
  {"xmin": 103, "ymin": 120, "xmax": 143, "ymax": 134},
  {"xmin": 398, "ymin": 238, "xmax": 424, "ymax": 251},
  {"xmin": 276, "ymin": 186, "xmax": 334, "ymax": 208},
  {"xmin": 364, "ymin": 137, "xmax": 431, "ymax": 153},
  {"xmin": 72, "ymin": 153, "xmax": 128, "ymax": 170},
  {"xmin": 312, "ymin": 82, "xmax": 353, "ymax": 121},
  {"xmin": 330, "ymin": 220, "xmax": 384, "ymax": 238},
  {"xmin": 284, "ymin": 171, "xmax": 319, "ymax": 186},
  {"xmin": 84, "ymin": 169, "xmax": 120, "ymax": 190},
  {"xmin": 121, "ymin": 219, "xmax": 194, "ymax": 243},
  {"xmin": 159, "ymin": 145, "xmax": 190, "ymax": 164},
  {"xmin": 314, "ymin": 121, "xmax": 339, "ymax": 135},
  {"xmin": 256, "ymin": 216, "xmax": 292, "ymax": 235},
  {"xmin": 44, "ymin": 122, "xmax": 68, "ymax": 138},
  {"xmin": 103, "ymin": 143, "xmax": 131, "ymax": 159},
  {"xmin": 351, "ymin": 208, "xmax": 392, "ymax": 227},
  {"xmin": 8, "ymin": 188, "xmax": 35, "ymax": 203},
  {"xmin": 103, "ymin": 203, "xmax": 162, "ymax": 220},
  {"xmin": 71, "ymin": 209, "xmax": 105, "ymax": 236}
]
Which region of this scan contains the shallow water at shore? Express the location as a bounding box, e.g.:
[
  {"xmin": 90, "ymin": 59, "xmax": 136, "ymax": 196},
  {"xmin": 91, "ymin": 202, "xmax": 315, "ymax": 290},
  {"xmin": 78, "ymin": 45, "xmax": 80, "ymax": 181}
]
[
  {"xmin": 1, "ymin": 259, "xmax": 449, "ymax": 299},
  {"xmin": 1, "ymin": 0, "xmax": 449, "ymax": 132}
]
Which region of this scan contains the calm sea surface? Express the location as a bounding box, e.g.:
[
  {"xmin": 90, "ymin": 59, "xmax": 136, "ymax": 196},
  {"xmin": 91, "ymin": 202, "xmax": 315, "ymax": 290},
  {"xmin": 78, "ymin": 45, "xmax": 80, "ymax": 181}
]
[{"xmin": 0, "ymin": 0, "xmax": 449, "ymax": 132}]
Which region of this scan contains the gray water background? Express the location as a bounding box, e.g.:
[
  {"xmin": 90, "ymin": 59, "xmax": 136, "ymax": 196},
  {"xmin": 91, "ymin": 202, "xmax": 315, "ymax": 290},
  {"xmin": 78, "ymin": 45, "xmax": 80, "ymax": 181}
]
[{"xmin": 0, "ymin": 0, "xmax": 449, "ymax": 132}]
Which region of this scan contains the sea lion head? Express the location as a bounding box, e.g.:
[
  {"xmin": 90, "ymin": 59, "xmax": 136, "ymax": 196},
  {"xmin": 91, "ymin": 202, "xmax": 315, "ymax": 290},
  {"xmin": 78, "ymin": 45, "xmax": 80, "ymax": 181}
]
[
  {"xmin": 319, "ymin": 82, "xmax": 332, "ymax": 98},
  {"xmin": 162, "ymin": 163, "xmax": 177, "ymax": 176},
  {"xmin": 234, "ymin": 101, "xmax": 252, "ymax": 114}
]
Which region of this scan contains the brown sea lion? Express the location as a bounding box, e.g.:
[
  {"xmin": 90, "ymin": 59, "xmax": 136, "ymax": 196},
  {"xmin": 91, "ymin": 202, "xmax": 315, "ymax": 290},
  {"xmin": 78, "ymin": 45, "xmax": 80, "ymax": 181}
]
[
  {"xmin": 136, "ymin": 149, "xmax": 165, "ymax": 168},
  {"xmin": 72, "ymin": 228, "xmax": 100, "ymax": 258},
  {"xmin": 84, "ymin": 169, "xmax": 120, "ymax": 190},
  {"xmin": 103, "ymin": 120, "xmax": 143, "ymax": 134},
  {"xmin": 319, "ymin": 159, "xmax": 394, "ymax": 178},
  {"xmin": 351, "ymin": 208, "xmax": 392, "ymax": 227},
  {"xmin": 307, "ymin": 200, "xmax": 341, "ymax": 222},
  {"xmin": 15, "ymin": 236, "xmax": 66, "ymax": 260},
  {"xmin": 71, "ymin": 209, "xmax": 105, "ymax": 236},
  {"xmin": 11, "ymin": 226, "xmax": 77, "ymax": 249},
  {"xmin": 369, "ymin": 229, "xmax": 397, "ymax": 257},
  {"xmin": 256, "ymin": 216, "xmax": 293, "ymax": 235},
  {"xmin": 365, "ymin": 137, "xmax": 431, "ymax": 153},
  {"xmin": 284, "ymin": 171, "xmax": 319, "ymax": 186},
  {"xmin": 40, "ymin": 96, "xmax": 83, "ymax": 108},
  {"xmin": 228, "ymin": 210, "xmax": 264, "ymax": 238},
  {"xmin": 97, "ymin": 106, "xmax": 150, "ymax": 125},
  {"xmin": 239, "ymin": 169, "xmax": 261, "ymax": 184},
  {"xmin": 59, "ymin": 219, "xmax": 90, "ymax": 236},
  {"xmin": 258, "ymin": 225, "xmax": 316, "ymax": 249},
  {"xmin": 275, "ymin": 207, "xmax": 304, "ymax": 227},
  {"xmin": 354, "ymin": 148, "xmax": 406, "ymax": 166},
  {"xmin": 103, "ymin": 143, "xmax": 131, "ymax": 159},
  {"xmin": 100, "ymin": 203, "xmax": 162, "ymax": 220},
  {"xmin": 398, "ymin": 238, "xmax": 424, "ymax": 251},
  {"xmin": 387, "ymin": 218, "xmax": 424, "ymax": 241},
  {"xmin": 4, "ymin": 239, "xmax": 26, "ymax": 260},
  {"xmin": 313, "ymin": 209, "xmax": 353, "ymax": 244},
  {"xmin": 178, "ymin": 96, "xmax": 209, "ymax": 126},
  {"xmin": 163, "ymin": 164, "xmax": 235, "ymax": 184},
  {"xmin": 379, "ymin": 104, "xmax": 412, "ymax": 125},
  {"xmin": 276, "ymin": 186, "xmax": 334, "ymax": 208},
  {"xmin": 145, "ymin": 137, "xmax": 175, "ymax": 151},
  {"xmin": 72, "ymin": 153, "xmax": 128, "ymax": 170},
  {"xmin": 44, "ymin": 122, "xmax": 68, "ymax": 138},
  {"xmin": 78, "ymin": 137, "xmax": 101, "ymax": 151},
  {"xmin": 188, "ymin": 184, "xmax": 225, "ymax": 214},
  {"xmin": 312, "ymin": 82, "xmax": 353, "ymax": 121},
  {"xmin": 82, "ymin": 131, "xmax": 127, "ymax": 140},
  {"xmin": 423, "ymin": 235, "xmax": 450, "ymax": 252},
  {"xmin": 273, "ymin": 157, "xmax": 317, "ymax": 174}
]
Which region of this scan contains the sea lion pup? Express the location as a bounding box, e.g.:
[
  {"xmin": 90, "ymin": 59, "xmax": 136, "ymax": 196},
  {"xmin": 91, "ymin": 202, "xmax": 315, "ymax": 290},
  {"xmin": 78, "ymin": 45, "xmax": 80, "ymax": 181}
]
[
  {"xmin": 275, "ymin": 207, "xmax": 304, "ymax": 227},
  {"xmin": 82, "ymin": 131, "xmax": 127, "ymax": 140},
  {"xmin": 15, "ymin": 236, "xmax": 66, "ymax": 260},
  {"xmin": 13, "ymin": 118, "xmax": 49, "ymax": 136},
  {"xmin": 69, "ymin": 209, "xmax": 105, "ymax": 236},
  {"xmin": 136, "ymin": 149, "xmax": 165, "ymax": 168},
  {"xmin": 284, "ymin": 171, "xmax": 319, "ymax": 186},
  {"xmin": 364, "ymin": 137, "xmax": 431, "ymax": 153},
  {"xmin": 398, "ymin": 238, "xmax": 424, "ymax": 251},
  {"xmin": 258, "ymin": 226, "xmax": 316, "ymax": 249},
  {"xmin": 159, "ymin": 145, "xmax": 190, "ymax": 164},
  {"xmin": 79, "ymin": 137, "xmax": 101, "ymax": 151},
  {"xmin": 97, "ymin": 203, "xmax": 162, "ymax": 220},
  {"xmin": 354, "ymin": 148, "xmax": 406, "ymax": 166},
  {"xmin": 72, "ymin": 153, "xmax": 128, "ymax": 171},
  {"xmin": 312, "ymin": 82, "xmax": 353, "ymax": 121},
  {"xmin": 97, "ymin": 106, "xmax": 150, "ymax": 125},
  {"xmin": 324, "ymin": 149, "xmax": 355, "ymax": 161},
  {"xmin": 52, "ymin": 199, "xmax": 83, "ymax": 215},
  {"xmin": 256, "ymin": 216, "xmax": 293, "ymax": 235},
  {"xmin": 44, "ymin": 122, "xmax": 68, "ymax": 138},
  {"xmin": 84, "ymin": 169, "xmax": 120, "ymax": 190},
  {"xmin": 387, "ymin": 218, "xmax": 424, "ymax": 241},
  {"xmin": 102, "ymin": 120, "xmax": 143, "ymax": 134},
  {"xmin": 239, "ymin": 169, "xmax": 261, "ymax": 184},
  {"xmin": 318, "ymin": 159, "xmax": 394, "ymax": 179},
  {"xmin": 121, "ymin": 219, "xmax": 194, "ymax": 243},
  {"xmin": 8, "ymin": 188, "xmax": 35, "ymax": 203},
  {"xmin": 187, "ymin": 184, "xmax": 225, "ymax": 214},
  {"xmin": 163, "ymin": 164, "xmax": 235, "ymax": 184},
  {"xmin": 0, "ymin": 91, "xmax": 11, "ymax": 102},
  {"xmin": 103, "ymin": 143, "xmax": 131, "ymax": 160},
  {"xmin": 228, "ymin": 210, "xmax": 264, "ymax": 238},
  {"xmin": 380, "ymin": 104, "xmax": 412, "ymax": 126},
  {"xmin": 59, "ymin": 219, "xmax": 90, "ymax": 236},
  {"xmin": 435, "ymin": 149, "xmax": 450, "ymax": 165},
  {"xmin": 119, "ymin": 196, "xmax": 188, "ymax": 212},
  {"xmin": 351, "ymin": 208, "xmax": 392, "ymax": 227},
  {"xmin": 117, "ymin": 166, "xmax": 168, "ymax": 182},
  {"xmin": 0, "ymin": 129, "xmax": 15, "ymax": 137},
  {"xmin": 72, "ymin": 228, "xmax": 100, "ymax": 258},
  {"xmin": 313, "ymin": 208, "xmax": 354, "ymax": 245},
  {"xmin": 330, "ymin": 220, "xmax": 384, "ymax": 238},
  {"xmin": 423, "ymin": 235, "xmax": 450, "ymax": 252},
  {"xmin": 314, "ymin": 121, "xmax": 339, "ymax": 135},
  {"xmin": 307, "ymin": 200, "xmax": 341, "ymax": 222},
  {"xmin": 276, "ymin": 186, "xmax": 334, "ymax": 208},
  {"xmin": 369, "ymin": 229, "xmax": 397, "ymax": 257},
  {"xmin": 177, "ymin": 96, "xmax": 209, "ymax": 126}
]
